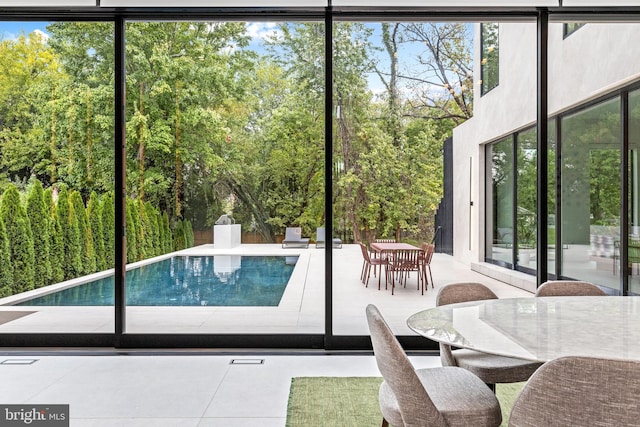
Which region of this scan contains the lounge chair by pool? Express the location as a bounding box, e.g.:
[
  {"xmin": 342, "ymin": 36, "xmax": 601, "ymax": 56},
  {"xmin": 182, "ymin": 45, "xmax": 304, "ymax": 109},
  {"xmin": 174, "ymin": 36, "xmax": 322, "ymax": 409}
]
[
  {"xmin": 282, "ymin": 227, "xmax": 310, "ymax": 248},
  {"xmin": 315, "ymin": 227, "xmax": 342, "ymax": 248}
]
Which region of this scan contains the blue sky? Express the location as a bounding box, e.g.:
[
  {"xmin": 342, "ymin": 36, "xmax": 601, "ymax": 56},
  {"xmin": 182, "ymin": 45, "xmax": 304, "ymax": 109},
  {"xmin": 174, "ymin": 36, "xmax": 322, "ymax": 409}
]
[
  {"xmin": 0, "ymin": 21, "xmax": 49, "ymax": 40},
  {"xmin": 0, "ymin": 21, "xmax": 468, "ymax": 95}
]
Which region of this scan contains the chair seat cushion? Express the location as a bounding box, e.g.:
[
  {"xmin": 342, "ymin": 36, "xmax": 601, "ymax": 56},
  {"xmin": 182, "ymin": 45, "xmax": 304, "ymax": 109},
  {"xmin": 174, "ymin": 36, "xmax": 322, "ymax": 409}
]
[
  {"xmin": 453, "ymin": 349, "xmax": 542, "ymax": 384},
  {"xmin": 379, "ymin": 366, "xmax": 502, "ymax": 427}
]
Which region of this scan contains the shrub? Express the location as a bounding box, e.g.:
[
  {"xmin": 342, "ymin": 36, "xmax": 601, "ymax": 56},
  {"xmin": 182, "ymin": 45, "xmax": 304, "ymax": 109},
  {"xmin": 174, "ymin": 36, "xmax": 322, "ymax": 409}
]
[
  {"xmin": 174, "ymin": 219, "xmax": 186, "ymax": 250},
  {"xmin": 162, "ymin": 212, "xmax": 172, "ymax": 253},
  {"xmin": 145, "ymin": 201, "xmax": 160, "ymax": 257},
  {"xmin": 56, "ymin": 187, "xmax": 82, "ymax": 280},
  {"xmin": 71, "ymin": 190, "xmax": 96, "ymax": 275},
  {"xmin": 100, "ymin": 192, "xmax": 115, "ymax": 268},
  {"xmin": 44, "ymin": 188, "xmax": 65, "ymax": 283},
  {"xmin": 0, "ymin": 218, "xmax": 13, "ymax": 297},
  {"xmin": 88, "ymin": 192, "xmax": 106, "ymax": 271},
  {"xmin": 0, "ymin": 184, "xmax": 35, "ymax": 293},
  {"xmin": 26, "ymin": 180, "xmax": 52, "ymax": 288},
  {"xmin": 126, "ymin": 200, "xmax": 138, "ymax": 263}
]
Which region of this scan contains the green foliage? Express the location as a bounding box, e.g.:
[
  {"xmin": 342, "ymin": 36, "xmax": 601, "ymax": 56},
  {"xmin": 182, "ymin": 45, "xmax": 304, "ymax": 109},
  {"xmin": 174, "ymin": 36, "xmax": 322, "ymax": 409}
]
[
  {"xmin": 162, "ymin": 212, "xmax": 173, "ymax": 253},
  {"xmin": 145, "ymin": 202, "xmax": 161, "ymax": 256},
  {"xmin": 26, "ymin": 179, "xmax": 52, "ymax": 288},
  {"xmin": 44, "ymin": 187, "xmax": 64, "ymax": 283},
  {"xmin": 174, "ymin": 220, "xmax": 186, "ymax": 250},
  {"xmin": 184, "ymin": 220, "xmax": 194, "ymax": 248},
  {"xmin": 100, "ymin": 192, "xmax": 115, "ymax": 268},
  {"xmin": 0, "ymin": 217, "xmax": 13, "ymax": 297},
  {"xmin": 71, "ymin": 190, "xmax": 96, "ymax": 275},
  {"xmin": 0, "ymin": 184, "xmax": 35, "ymax": 292},
  {"xmin": 132, "ymin": 200, "xmax": 148, "ymax": 260},
  {"xmin": 56, "ymin": 187, "xmax": 82, "ymax": 280},
  {"xmin": 0, "ymin": 20, "xmax": 458, "ymax": 282},
  {"xmin": 0, "ymin": 32, "xmax": 65, "ymax": 186},
  {"xmin": 88, "ymin": 191, "xmax": 106, "ymax": 271},
  {"xmin": 126, "ymin": 200, "xmax": 138, "ymax": 263}
]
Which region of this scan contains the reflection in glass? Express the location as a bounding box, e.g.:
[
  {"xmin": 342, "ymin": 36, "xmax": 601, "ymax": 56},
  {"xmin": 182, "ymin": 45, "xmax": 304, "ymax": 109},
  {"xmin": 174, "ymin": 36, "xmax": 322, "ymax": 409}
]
[
  {"xmin": 516, "ymin": 128, "xmax": 537, "ymax": 270},
  {"xmin": 561, "ymin": 98, "xmax": 620, "ymax": 289},
  {"xmin": 548, "ymin": 120, "xmax": 557, "ymax": 275},
  {"xmin": 481, "ymin": 23, "xmax": 499, "ymax": 95},
  {"xmin": 628, "ymin": 90, "xmax": 640, "ymax": 293},
  {"xmin": 487, "ymin": 136, "xmax": 514, "ymax": 266}
]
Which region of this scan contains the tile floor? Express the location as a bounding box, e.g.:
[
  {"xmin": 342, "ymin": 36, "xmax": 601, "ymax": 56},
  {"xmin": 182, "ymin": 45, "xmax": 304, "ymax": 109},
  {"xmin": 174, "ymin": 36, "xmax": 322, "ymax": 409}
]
[{"xmin": 0, "ymin": 352, "xmax": 441, "ymax": 426}]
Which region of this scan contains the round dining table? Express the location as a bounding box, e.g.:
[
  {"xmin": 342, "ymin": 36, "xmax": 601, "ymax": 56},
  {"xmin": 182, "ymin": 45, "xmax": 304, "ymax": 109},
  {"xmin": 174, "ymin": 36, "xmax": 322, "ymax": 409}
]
[{"xmin": 407, "ymin": 296, "xmax": 640, "ymax": 362}]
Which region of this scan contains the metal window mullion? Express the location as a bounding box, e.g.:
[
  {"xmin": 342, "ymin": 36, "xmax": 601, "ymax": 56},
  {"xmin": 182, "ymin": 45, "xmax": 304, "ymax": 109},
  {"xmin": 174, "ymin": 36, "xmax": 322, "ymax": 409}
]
[
  {"xmin": 555, "ymin": 117, "xmax": 562, "ymax": 278},
  {"xmin": 512, "ymin": 134, "xmax": 518, "ymax": 269},
  {"xmin": 114, "ymin": 15, "xmax": 126, "ymax": 345},
  {"xmin": 536, "ymin": 7, "xmax": 549, "ymax": 286},
  {"xmin": 621, "ymin": 92, "xmax": 629, "ymax": 295},
  {"xmin": 324, "ymin": 5, "xmax": 334, "ymax": 349}
]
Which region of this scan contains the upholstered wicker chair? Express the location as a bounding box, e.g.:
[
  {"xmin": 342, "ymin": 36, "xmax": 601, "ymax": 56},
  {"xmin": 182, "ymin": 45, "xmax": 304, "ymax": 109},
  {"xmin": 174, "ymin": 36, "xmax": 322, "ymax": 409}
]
[
  {"xmin": 366, "ymin": 304, "xmax": 502, "ymax": 427},
  {"xmin": 509, "ymin": 356, "xmax": 640, "ymax": 426},
  {"xmin": 436, "ymin": 282, "xmax": 543, "ymax": 392},
  {"xmin": 534, "ymin": 280, "xmax": 606, "ymax": 297}
]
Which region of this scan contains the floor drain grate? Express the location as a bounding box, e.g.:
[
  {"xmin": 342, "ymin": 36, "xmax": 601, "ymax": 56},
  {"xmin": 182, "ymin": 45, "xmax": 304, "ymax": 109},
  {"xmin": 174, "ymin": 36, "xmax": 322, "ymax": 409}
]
[
  {"xmin": 0, "ymin": 359, "xmax": 38, "ymax": 365},
  {"xmin": 230, "ymin": 358, "xmax": 264, "ymax": 365}
]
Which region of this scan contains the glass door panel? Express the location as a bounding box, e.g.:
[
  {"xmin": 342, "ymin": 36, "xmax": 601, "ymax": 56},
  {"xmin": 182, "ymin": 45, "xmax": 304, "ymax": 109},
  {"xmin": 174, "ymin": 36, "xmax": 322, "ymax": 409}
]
[
  {"xmin": 124, "ymin": 20, "xmax": 325, "ymax": 334},
  {"xmin": 560, "ymin": 98, "xmax": 620, "ymax": 290},
  {"xmin": 0, "ymin": 21, "xmax": 115, "ymax": 333}
]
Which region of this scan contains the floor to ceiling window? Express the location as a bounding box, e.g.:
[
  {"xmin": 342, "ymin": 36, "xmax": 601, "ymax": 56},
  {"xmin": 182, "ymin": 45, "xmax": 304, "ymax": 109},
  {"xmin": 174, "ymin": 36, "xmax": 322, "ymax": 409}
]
[
  {"xmin": 0, "ymin": 21, "xmax": 115, "ymax": 334},
  {"xmin": 331, "ymin": 20, "xmax": 471, "ymax": 336},
  {"xmin": 124, "ymin": 20, "xmax": 325, "ymax": 334},
  {"xmin": 486, "ymin": 135, "xmax": 515, "ymax": 267}
]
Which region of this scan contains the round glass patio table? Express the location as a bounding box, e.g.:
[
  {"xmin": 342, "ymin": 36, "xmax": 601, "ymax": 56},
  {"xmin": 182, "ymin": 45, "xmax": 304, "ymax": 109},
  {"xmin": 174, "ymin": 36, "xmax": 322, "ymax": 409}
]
[{"xmin": 407, "ymin": 296, "xmax": 640, "ymax": 362}]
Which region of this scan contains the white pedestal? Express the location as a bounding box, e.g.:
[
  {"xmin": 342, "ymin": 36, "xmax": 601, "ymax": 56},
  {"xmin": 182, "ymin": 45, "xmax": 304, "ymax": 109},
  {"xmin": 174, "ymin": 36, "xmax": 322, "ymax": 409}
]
[{"xmin": 214, "ymin": 224, "xmax": 241, "ymax": 249}]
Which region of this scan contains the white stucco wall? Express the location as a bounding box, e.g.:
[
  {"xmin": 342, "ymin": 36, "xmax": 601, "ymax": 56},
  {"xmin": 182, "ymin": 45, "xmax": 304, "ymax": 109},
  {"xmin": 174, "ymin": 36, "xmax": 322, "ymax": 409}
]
[{"xmin": 452, "ymin": 21, "xmax": 640, "ymax": 267}]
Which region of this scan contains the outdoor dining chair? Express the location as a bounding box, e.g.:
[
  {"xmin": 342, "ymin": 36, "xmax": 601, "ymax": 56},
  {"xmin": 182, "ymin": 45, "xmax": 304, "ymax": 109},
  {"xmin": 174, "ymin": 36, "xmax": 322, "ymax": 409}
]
[
  {"xmin": 366, "ymin": 304, "xmax": 502, "ymax": 427},
  {"xmin": 359, "ymin": 242, "xmax": 388, "ymax": 290},
  {"xmin": 436, "ymin": 282, "xmax": 543, "ymax": 392},
  {"xmin": 387, "ymin": 249, "xmax": 424, "ymax": 295},
  {"xmin": 420, "ymin": 242, "xmax": 435, "ymax": 291}
]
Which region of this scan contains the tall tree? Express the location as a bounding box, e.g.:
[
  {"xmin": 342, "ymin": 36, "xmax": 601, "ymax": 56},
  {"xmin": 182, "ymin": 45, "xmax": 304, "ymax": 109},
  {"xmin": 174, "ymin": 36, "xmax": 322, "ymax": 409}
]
[
  {"xmin": 56, "ymin": 187, "xmax": 82, "ymax": 280},
  {"xmin": 87, "ymin": 191, "xmax": 106, "ymax": 271},
  {"xmin": 0, "ymin": 32, "xmax": 64, "ymax": 187},
  {"xmin": 26, "ymin": 179, "xmax": 52, "ymax": 288},
  {"xmin": 399, "ymin": 23, "xmax": 474, "ymax": 124},
  {"xmin": 0, "ymin": 184, "xmax": 35, "ymax": 292},
  {"xmin": 125, "ymin": 200, "xmax": 138, "ymax": 263},
  {"xmin": 44, "ymin": 187, "xmax": 65, "ymax": 283},
  {"xmin": 100, "ymin": 191, "xmax": 115, "ymax": 268},
  {"xmin": 71, "ymin": 190, "xmax": 96, "ymax": 274},
  {"xmin": 0, "ymin": 217, "xmax": 13, "ymax": 297}
]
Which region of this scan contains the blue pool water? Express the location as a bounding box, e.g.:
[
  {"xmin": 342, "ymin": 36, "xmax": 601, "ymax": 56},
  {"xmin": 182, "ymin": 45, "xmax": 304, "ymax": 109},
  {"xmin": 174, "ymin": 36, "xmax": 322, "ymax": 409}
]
[{"xmin": 18, "ymin": 255, "xmax": 297, "ymax": 307}]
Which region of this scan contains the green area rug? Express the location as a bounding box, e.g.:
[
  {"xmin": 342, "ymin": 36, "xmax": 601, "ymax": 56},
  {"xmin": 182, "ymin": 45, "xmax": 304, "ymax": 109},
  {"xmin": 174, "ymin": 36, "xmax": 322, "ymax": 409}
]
[{"xmin": 286, "ymin": 376, "xmax": 524, "ymax": 427}]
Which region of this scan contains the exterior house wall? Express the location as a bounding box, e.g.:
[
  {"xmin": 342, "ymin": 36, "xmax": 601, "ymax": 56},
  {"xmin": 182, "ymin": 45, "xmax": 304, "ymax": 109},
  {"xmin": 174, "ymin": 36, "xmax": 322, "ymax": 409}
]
[{"xmin": 452, "ymin": 21, "xmax": 640, "ymax": 268}]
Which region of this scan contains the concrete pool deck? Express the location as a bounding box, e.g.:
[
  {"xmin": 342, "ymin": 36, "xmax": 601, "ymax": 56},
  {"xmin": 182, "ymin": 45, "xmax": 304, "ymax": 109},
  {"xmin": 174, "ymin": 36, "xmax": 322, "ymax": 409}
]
[{"xmin": 0, "ymin": 243, "xmax": 533, "ymax": 336}]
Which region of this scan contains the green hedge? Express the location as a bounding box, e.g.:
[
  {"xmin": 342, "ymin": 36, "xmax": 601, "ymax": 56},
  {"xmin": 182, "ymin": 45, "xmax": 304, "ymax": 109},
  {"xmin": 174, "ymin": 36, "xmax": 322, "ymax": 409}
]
[{"xmin": 0, "ymin": 179, "xmax": 193, "ymax": 298}]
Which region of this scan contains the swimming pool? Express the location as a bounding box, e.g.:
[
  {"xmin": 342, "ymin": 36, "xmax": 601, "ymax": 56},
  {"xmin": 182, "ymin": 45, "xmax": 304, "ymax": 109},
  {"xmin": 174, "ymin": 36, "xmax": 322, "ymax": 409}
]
[{"xmin": 18, "ymin": 255, "xmax": 297, "ymax": 307}]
